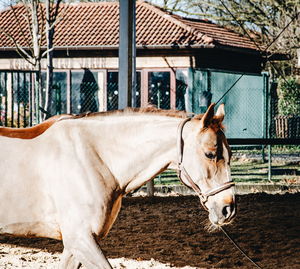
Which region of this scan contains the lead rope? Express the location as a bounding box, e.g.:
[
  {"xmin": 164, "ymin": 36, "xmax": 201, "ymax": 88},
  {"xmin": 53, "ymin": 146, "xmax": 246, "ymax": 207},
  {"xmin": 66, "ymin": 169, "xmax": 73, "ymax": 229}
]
[{"xmin": 220, "ymin": 226, "xmax": 263, "ymax": 269}]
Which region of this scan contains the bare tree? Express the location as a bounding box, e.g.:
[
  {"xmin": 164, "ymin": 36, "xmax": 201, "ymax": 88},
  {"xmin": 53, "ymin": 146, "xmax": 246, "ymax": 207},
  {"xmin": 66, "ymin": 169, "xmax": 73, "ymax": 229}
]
[
  {"xmin": 44, "ymin": 0, "xmax": 64, "ymax": 119},
  {"xmin": 8, "ymin": 0, "xmax": 45, "ymax": 122},
  {"xmin": 1, "ymin": 0, "xmax": 65, "ymax": 121},
  {"xmin": 150, "ymin": 0, "xmax": 300, "ymax": 76}
]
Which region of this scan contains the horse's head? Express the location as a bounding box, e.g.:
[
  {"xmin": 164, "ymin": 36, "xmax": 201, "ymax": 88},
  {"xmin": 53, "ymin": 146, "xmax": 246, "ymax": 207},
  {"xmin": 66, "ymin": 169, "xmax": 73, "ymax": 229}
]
[{"xmin": 178, "ymin": 103, "xmax": 236, "ymax": 226}]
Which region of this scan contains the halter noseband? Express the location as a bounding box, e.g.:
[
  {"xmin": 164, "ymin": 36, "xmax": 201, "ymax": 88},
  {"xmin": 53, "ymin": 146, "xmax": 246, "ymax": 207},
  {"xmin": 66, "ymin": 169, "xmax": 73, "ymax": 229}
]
[{"xmin": 177, "ymin": 117, "xmax": 235, "ymax": 210}]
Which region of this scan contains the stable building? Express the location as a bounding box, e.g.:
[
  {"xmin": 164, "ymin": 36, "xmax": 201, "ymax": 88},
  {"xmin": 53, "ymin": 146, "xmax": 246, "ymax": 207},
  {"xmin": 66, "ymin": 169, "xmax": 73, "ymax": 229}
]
[{"xmin": 0, "ymin": 1, "xmax": 270, "ymax": 138}]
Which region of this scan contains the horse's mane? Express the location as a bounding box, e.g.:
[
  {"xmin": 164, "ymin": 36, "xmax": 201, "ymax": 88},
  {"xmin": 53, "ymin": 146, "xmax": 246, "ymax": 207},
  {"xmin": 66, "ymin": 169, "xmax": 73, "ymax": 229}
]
[
  {"xmin": 0, "ymin": 107, "xmax": 205, "ymax": 140},
  {"xmin": 70, "ymin": 107, "xmax": 190, "ymax": 119},
  {"xmin": 63, "ymin": 108, "xmax": 224, "ymax": 132},
  {"xmin": 78, "ymin": 107, "xmax": 226, "ymax": 130}
]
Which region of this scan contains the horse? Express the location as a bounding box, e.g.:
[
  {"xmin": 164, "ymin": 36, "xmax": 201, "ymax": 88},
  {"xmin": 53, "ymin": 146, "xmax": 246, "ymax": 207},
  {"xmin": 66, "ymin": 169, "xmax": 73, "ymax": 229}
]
[{"xmin": 0, "ymin": 103, "xmax": 236, "ymax": 269}]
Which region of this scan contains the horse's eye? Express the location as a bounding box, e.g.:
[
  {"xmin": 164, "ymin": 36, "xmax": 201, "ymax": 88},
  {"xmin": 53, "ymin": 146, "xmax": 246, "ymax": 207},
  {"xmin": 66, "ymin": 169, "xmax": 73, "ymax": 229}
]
[{"xmin": 205, "ymin": 152, "xmax": 216, "ymax": 159}]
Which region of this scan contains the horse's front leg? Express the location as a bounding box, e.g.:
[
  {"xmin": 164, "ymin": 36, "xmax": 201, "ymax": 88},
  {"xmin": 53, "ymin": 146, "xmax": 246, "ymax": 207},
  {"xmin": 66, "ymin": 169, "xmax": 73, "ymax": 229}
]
[
  {"xmin": 63, "ymin": 232, "xmax": 112, "ymax": 269},
  {"xmin": 59, "ymin": 195, "xmax": 122, "ymax": 268},
  {"xmin": 59, "ymin": 249, "xmax": 81, "ymax": 269}
]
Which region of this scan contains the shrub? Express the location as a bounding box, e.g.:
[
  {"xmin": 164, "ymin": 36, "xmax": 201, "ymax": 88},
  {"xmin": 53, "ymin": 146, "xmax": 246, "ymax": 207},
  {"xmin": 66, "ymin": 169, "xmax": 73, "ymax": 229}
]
[{"xmin": 277, "ymin": 77, "xmax": 300, "ymax": 116}]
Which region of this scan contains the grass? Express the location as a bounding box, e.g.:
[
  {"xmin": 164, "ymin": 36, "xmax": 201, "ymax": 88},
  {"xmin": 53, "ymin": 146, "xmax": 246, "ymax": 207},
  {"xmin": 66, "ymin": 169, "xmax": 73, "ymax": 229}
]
[
  {"xmin": 231, "ymin": 160, "xmax": 300, "ymax": 183},
  {"xmin": 153, "ymin": 148, "xmax": 300, "ymax": 185},
  {"xmin": 231, "ymin": 145, "xmax": 300, "ymax": 155}
]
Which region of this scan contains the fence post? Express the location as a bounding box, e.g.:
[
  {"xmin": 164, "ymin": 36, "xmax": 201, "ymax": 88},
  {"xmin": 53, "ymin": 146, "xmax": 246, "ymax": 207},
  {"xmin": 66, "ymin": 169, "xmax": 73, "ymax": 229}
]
[
  {"xmin": 268, "ymin": 145, "xmax": 272, "ymax": 182},
  {"xmin": 4, "ymin": 72, "xmax": 8, "ymax": 126},
  {"xmin": 7, "ymin": 72, "xmax": 13, "ymax": 127},
  {"xmin": 266, "ymin": 74, "xmax": 273, "ymax": 182},
  {"xmin": 147, "ymin": 181, "xmax": 155, "ymax": 196}
]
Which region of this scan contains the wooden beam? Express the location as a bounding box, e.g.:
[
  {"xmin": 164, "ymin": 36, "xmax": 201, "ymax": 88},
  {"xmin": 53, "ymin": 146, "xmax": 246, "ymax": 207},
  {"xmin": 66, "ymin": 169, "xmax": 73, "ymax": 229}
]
[{"xmin": 228, "ymin": 138, "xmax": 300, "ymax": 145}]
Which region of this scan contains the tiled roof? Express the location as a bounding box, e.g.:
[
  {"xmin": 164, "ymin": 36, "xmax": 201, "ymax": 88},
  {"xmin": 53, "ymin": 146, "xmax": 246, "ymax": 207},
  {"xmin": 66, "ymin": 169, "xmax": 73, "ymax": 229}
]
[{"xmin": 0, "ymin": 1, "xmax": 259, "ymax": 51}]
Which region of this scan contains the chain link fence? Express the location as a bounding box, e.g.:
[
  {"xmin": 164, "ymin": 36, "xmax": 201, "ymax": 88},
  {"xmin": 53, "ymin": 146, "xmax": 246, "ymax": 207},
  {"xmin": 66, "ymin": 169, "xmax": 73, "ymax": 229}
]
[
  {"xmin": 1, "ymin": 68, "xmax": 298, "ymax": 143},
  {"xmin": 0, "ymin": 71, "xmax": 36, "ymax": 128},
  {"xmin": 270, "ymin": 80, "xmax": 300, "ymax": 139},
  {"xmin": 186, "ymin": 69, "xmax": 269, "ymax": 138},
  {"xmin": 107, "ymin": 71, "xmax": 141, "ymax": 110}
]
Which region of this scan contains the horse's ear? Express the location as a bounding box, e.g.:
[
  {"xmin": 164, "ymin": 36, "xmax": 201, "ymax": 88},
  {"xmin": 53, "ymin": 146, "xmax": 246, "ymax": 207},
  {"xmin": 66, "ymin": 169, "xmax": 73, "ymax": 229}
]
[
  {"xmin": 200, "ymin": 103, "xmax": 215, "ymax": 129},
  {"xmin": 215, "ymin": 104, "xmax": 225, "ymax": 122}
]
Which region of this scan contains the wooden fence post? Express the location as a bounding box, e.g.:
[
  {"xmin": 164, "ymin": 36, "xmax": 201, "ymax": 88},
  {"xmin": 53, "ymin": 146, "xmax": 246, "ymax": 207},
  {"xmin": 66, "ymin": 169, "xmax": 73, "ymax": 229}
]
[{"xmin": 147, "ymin": 180, "xmax": 155, "ymax": 196}]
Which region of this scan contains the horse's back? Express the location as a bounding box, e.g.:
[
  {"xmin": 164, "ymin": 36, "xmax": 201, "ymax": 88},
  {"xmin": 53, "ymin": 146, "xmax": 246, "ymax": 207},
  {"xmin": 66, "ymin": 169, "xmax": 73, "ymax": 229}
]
[{"xmin": 0, "ymin": 114, "xmax": 72, "ymax": 139}]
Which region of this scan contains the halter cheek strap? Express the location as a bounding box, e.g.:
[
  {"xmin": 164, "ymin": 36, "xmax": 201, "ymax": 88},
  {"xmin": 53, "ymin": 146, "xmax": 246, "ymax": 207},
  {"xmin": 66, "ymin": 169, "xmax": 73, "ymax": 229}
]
[{"xmin": 177, "ymin": 118, "xmax": 235, "ymax": 210}]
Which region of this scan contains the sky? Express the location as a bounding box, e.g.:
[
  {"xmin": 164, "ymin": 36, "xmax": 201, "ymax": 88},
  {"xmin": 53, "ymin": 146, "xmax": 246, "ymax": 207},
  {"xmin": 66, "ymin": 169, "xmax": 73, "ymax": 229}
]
[
  {"xmin": 0, "ymin": 0, "xmax": 8, "ymax": 10},
  {"xmin": 0, "ymin": 0, "xmax": 169, "ymax": 11},
  {"xmin": 0, "ymin": 0, "xmax": 188, "ymax": 18}
]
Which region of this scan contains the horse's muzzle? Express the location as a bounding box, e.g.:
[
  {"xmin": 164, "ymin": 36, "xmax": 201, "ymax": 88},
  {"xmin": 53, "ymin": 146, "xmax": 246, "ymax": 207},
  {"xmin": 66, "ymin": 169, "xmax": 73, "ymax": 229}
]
[{"xmin": 208, "ymin": 202, "xmax": 236, "ymax": 226}]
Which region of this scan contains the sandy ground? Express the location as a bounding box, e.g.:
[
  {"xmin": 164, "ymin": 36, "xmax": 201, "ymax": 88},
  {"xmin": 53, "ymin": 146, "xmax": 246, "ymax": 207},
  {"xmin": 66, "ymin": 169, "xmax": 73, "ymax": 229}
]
[{"xmin": 0, "ymin": 193, "xmax": 299, "ymax": 269}]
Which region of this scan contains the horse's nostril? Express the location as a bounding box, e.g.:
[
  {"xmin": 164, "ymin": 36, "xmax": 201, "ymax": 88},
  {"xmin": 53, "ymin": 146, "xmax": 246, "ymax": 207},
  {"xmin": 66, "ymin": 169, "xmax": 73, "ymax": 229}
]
[{"xmin": 222, "ymin": 205, "xmax": 232, "ymax": 219}]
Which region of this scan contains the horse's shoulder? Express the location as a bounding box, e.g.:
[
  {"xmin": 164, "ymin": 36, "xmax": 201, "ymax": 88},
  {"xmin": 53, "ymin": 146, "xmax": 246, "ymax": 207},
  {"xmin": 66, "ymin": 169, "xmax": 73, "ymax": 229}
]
[{"xmin": 0, "ymin": 114, "xmax": 72, "ymax": 139}]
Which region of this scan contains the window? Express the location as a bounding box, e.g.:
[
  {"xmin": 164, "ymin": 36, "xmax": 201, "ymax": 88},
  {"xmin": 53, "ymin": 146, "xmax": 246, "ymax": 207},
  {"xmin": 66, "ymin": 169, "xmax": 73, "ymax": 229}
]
[
  {"xmin": 107, "ymin": 72, "xmax": 141, "ymax": 111},
  {"xmin": 107, "ymin": 72, "xmax": 118, "ymax": 111},
  {"xmin": 71, "ymin": 69, "xmax": 99, "ymax": 114},
  {"xmin": 176, "ymin": 70, "xmax": 188, "ymax": 111},
  {"xmin": 42, "ymin": 72, "xmax": 67, "ymax": 115},
  {"xmin": 148, "ymin": 72, "xmax": 170, "ymax": 109}
]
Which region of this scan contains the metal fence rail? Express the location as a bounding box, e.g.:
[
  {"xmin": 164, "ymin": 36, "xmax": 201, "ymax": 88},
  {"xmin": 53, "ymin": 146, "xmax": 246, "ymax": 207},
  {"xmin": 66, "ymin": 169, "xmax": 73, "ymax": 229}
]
[{"xmin": 0, "ymin": 71, "xmax": 37, "ymax": 128}]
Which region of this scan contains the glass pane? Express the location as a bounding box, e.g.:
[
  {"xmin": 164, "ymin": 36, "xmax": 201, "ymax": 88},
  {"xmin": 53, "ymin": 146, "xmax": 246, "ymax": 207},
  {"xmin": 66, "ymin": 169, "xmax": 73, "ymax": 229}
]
[
  {"xmin": 148, "ymin": 72, "xmax": 170, "ymax": 109},
  {"xmin": 13, "ymin": 72, "xmax": 29, "ymax": 104},
  {"xmin": 41, "ymin": 72, "xmax": 67, "ymax": 116},
  {"xmin": 176, "ymin": 70, "xmax": 188, "ymax": 111},
  {"xmin": 0, "ymin": 72, "xmax": 6, "ymax": 126},
  {"xmin": 53, "ymin": 72, "xmax": 67, "ymax": 115},
  {"xmin": 107, "ymin": 72, "xmax": 118, "ymax": 111},
  {"xmin": 135, "ymin": 72, "xmax": 141, "ymax": 107},
  {"xmin": 71, "ymin": 69, "xmax": 99, "ymax": 114},
  {"xmin": 107, "ymin": 72, "xmax": 141, "ymax": 111},
  {"xmin": 10, "ymin": 72, "xmax": 30, "ymax": 127}
]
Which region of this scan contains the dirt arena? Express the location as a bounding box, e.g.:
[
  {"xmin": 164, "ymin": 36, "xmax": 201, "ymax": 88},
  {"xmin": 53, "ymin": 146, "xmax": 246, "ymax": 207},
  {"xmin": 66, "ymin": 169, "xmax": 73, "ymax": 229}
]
[{"xmin": 0, "ymin": 193, "xmax": 299, "ymax": 268}]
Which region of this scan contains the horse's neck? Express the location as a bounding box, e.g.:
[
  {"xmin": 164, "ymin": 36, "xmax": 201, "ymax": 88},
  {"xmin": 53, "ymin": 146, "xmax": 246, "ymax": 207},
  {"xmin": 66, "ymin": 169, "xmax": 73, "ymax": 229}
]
[{"xmin": 89, "ymin": 116, "xmax": 181, "ymax": 193}]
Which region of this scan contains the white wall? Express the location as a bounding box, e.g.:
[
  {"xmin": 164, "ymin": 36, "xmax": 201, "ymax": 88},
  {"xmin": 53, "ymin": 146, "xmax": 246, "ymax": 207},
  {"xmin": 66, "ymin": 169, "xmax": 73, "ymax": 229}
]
[{"xmin": 0, "ymin": 56, "xmax": 193, "ymax": 70}]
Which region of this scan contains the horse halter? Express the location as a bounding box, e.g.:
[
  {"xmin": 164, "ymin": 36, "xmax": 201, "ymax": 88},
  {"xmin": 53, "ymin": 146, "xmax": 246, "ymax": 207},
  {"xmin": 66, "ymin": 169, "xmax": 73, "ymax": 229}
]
[{"xmin": 177, "ymin": 118, "xmax": 235, "ymax": 210}]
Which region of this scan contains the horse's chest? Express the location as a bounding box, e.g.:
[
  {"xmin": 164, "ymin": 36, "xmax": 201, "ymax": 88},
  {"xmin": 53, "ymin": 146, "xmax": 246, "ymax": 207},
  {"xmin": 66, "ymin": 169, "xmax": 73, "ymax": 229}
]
[{"xmin": 97, "ymin": 194, "xmax": 122, "ymax": 239}]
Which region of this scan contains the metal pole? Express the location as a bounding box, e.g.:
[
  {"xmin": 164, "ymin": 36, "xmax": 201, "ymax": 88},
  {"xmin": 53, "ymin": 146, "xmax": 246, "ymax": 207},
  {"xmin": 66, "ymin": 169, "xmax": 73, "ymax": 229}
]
[
  {"xmin": 268, "ymin": 145, "xmax": 272, "ymax": 182},
  {"xmin": 118, "ymin": 0, "xmax": 136, "ymax": 109},
  {"xmin": 17, "ymin": 72, "xmax": 20, "ymax": 128},
  {"xmin": 11, "ymin": 72, "xmax": 14, "ymax": 127},
  {"xmin": 23, "ymin": 72, "xmax": 27, "ymax": 127},
  {"xmin": 4, "ymin": 72, "xmax": 8, "ymax": 126},
  {"xmin": 266, "ymin": 73, "xmax": 272, "ymax": 182},
  {"xmin": 29, "ymin": 72, "xmax": 33, "ymax": 126}
]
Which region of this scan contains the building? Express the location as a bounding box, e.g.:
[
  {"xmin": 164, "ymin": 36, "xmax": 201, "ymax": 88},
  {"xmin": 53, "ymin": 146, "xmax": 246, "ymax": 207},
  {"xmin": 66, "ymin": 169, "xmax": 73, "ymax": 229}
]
[{"xmin": 0, "ymin": 1, "xmax": 270, "ymax": 137}]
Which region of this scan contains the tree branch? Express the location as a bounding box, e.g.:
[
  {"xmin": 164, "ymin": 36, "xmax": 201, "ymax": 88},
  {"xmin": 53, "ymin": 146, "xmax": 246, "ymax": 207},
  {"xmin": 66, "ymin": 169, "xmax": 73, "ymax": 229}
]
[
  {"xmin": 2, "ymin": 31, "xmax": 35, "ymax": 66},
  {"xmin": 41, "ymin": 47, "xmax": 54, "ymax": 58}
]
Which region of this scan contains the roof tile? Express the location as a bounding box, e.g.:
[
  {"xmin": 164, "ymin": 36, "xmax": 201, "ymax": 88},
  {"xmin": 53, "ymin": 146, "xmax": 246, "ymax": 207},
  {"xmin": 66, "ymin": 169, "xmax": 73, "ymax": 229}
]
[{"xmin": 0, "ymin": 1, "xmax": 259, "ymax": 51}]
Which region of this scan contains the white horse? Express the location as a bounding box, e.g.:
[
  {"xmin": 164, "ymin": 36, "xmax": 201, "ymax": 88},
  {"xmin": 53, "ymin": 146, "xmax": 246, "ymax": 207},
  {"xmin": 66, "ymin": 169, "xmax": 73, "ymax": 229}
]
[{"xmin": 0, "ymin": 104, "xmax": 235, "ymax": 268}]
